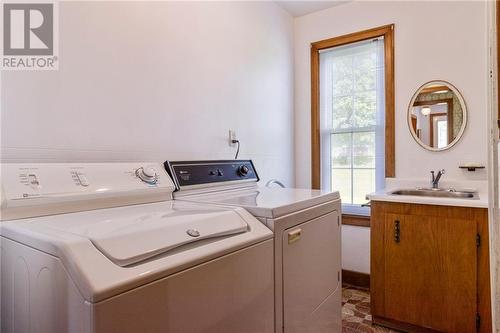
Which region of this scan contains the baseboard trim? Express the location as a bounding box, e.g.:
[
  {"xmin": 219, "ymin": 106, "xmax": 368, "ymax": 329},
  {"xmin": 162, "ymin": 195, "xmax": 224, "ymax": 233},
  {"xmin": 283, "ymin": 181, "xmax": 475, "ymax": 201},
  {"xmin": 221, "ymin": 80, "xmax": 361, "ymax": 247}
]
[
  {"xmin": 342, "ymin": 214, "xmax": 370, "ymax": 227},
  {"xmin": 372, "ymin": 315, "xmax": 442, "ymax": 333},
  {"xmin": 342, "ymin": 269, "xmax": 370, "ymax": 289}
]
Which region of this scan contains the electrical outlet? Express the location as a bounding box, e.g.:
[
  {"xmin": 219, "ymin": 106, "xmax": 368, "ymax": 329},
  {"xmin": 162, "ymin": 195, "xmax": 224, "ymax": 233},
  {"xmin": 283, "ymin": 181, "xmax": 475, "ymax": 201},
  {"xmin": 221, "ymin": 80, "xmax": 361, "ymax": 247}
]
[{"xmin": 229, "ymin": 130, "xmax": 237, "ymax": 146}]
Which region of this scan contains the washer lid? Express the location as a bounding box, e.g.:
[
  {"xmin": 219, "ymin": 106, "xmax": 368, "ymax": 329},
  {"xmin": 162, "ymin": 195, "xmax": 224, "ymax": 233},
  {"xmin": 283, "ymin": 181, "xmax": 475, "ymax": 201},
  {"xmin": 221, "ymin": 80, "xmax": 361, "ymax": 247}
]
[
  {"xmin": 87, "ymin": 209, "xmax": 248, "ymax": 266},
  {"xmin": 0, "ymin": 200, "xmax": 272, "ymax": 302}
]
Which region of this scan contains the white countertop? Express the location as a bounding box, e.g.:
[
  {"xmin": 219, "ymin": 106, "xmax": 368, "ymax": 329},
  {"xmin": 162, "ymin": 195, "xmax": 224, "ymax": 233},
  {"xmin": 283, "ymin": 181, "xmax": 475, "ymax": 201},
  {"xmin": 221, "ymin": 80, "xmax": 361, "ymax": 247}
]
[{"xmin": 367, "ymin": 179, "xmax": 489, "ymax": 209}]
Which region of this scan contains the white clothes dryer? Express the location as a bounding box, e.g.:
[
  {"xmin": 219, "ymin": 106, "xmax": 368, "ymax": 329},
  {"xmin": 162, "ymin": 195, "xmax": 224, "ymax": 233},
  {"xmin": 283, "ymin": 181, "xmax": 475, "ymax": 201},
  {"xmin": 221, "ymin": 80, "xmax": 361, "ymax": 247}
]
[{"xmin": 165, "ymin": 160, "xmax": 342, "ymax": 333}]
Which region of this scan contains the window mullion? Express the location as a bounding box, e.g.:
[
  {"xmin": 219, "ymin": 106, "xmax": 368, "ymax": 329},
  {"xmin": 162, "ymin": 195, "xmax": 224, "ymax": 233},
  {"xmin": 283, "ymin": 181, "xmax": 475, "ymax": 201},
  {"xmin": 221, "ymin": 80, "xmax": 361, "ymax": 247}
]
[{"xmin": 331, "ymin": 127, "xmax": 376, "ymax": 134}]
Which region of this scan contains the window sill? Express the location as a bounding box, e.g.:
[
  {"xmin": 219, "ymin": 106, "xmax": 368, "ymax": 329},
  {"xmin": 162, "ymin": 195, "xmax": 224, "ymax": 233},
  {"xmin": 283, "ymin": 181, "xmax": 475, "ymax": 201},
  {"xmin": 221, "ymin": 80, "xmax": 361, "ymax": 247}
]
[{"xmin": 342, "ymin": 214, "xmax": 370, "ymax": 227}]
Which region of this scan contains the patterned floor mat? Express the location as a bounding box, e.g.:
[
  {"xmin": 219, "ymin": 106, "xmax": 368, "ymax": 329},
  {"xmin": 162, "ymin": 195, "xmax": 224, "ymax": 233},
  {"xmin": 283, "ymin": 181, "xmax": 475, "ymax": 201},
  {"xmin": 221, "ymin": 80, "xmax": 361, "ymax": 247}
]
[{"xmin": 342, "ymin": 285, "xmax": 402, "ymax": 333}]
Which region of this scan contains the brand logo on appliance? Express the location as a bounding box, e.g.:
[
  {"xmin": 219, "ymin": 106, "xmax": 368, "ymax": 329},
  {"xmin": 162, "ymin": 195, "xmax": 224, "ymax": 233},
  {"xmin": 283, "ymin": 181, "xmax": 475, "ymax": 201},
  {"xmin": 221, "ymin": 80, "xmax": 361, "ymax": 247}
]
[{"xmin": 2, "ymin": 1, "xmax": 58, "ymax": 70}]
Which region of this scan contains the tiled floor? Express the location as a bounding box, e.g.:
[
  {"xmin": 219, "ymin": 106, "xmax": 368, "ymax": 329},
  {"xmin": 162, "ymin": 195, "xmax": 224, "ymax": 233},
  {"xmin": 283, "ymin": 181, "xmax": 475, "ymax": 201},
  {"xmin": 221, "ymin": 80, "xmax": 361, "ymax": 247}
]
[{"xmin": 342, "ymin": 285, "xmax": 401, "ymax": 333}]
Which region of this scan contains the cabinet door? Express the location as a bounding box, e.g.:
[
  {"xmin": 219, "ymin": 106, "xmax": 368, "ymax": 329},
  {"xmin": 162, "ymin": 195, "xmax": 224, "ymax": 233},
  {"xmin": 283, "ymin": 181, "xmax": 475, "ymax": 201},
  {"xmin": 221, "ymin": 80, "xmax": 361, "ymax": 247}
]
[
  {"xmin": 282, "ymin": 211, "xmax": 341, "ymax": 333},
  {"xmin": 383, "ymin": 213, "xmax": 477, "ymax": 332}
]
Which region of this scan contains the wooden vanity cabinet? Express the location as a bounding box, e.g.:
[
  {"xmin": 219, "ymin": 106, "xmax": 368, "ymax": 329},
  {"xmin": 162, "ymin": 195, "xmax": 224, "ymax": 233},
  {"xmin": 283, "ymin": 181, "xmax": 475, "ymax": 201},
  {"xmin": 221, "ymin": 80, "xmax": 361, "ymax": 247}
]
[{"xmin": 371, "ymin": 201, "xmax": 491, "ymax": 333}]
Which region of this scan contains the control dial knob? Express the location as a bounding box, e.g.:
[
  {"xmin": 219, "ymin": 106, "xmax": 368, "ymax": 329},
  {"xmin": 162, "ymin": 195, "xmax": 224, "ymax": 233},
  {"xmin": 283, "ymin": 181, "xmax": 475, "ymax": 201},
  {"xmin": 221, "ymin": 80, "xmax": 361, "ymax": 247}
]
[
  {"xmin": 136, "ymin": 167, "xmax": 158, "ymax": 184},
  {"xmin": 238, "ymin": 165, "xmax": 250, "ymax": 177}
]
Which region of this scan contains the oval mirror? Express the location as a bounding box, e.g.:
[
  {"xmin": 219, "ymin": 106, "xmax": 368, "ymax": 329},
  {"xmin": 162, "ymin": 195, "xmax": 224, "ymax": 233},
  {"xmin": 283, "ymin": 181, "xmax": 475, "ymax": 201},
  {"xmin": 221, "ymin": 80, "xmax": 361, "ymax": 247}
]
[{"xmin": 407, "ymin": 80, "xmax": 467, "ymax": 151}]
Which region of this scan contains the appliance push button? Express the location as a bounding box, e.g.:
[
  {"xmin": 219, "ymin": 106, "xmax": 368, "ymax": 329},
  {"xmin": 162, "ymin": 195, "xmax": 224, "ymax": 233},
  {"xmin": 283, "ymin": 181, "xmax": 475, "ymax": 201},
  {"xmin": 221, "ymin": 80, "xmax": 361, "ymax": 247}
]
[
  {"xmin": 28, "ymin": 174, "xmax": 40, "ymax": 188},
  {"xmin": 77, "ymin": 173, "xmax": 89, "ymax": 187}
]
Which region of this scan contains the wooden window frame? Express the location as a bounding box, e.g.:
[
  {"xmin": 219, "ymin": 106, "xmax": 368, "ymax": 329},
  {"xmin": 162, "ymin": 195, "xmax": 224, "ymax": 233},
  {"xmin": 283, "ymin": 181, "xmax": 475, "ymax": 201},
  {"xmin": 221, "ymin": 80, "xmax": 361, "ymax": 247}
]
[{"xmin": 310, "ymin": 24, "xmax": 395, "ymax": 190}]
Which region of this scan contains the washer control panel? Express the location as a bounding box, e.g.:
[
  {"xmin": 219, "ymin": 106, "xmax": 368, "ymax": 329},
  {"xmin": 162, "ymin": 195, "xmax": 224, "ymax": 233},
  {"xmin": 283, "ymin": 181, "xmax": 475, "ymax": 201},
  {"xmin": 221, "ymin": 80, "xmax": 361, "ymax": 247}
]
[
  {"xmin": 164, "ymin": 160, "xmax": 258, "ymax": 190},
  {"xmin": 1, "ymin": 163, "xmax": 175, "ymax": 220}
]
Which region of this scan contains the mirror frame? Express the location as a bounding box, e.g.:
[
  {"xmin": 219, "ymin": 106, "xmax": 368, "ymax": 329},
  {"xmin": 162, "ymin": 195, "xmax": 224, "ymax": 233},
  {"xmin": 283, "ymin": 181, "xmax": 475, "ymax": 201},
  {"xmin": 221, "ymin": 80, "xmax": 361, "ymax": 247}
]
[{"xmin": 407, "ymin": 80, "xmax": 467, "ymax": 152}]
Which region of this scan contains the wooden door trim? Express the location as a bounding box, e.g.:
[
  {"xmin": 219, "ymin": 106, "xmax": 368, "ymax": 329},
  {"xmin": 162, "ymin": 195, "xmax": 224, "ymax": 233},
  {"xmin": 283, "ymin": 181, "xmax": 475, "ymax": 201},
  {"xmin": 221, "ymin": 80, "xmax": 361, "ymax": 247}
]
[
  {"xmin": 413, "ymin": 98, "xmax": 454, "ymax": 146},
  {"xmin": 419, "ymin": 85, "xmax": 450, "ymax": 95},
  {"xmin": 310, "ymin": 24, "xmax": 395, "ymax": 189},
  {"xmin": 477, "ymin": 208, "xmax": 492, "ymax": 333},
  {"xmin": 497, "ymin": 1, "xmax": 500, "ymax": 132}
]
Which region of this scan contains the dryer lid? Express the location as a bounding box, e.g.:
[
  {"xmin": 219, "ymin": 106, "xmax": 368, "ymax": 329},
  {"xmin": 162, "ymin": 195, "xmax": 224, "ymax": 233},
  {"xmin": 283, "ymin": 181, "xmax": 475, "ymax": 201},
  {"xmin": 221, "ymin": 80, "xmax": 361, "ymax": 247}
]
[
  {"xmin": 86, "ymin": 208, "xmax": 248, "ymax": 266},
  {"xmin": 178, "ymin": 187, "xmax": 340, "ymax": 218}
]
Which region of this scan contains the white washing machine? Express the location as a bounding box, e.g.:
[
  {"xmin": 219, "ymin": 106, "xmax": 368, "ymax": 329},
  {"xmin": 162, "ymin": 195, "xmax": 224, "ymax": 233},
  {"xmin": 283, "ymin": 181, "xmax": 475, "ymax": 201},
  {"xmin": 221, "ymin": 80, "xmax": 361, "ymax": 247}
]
[
  {"xmin": 0, "ymin": 162, "xmax": 274, "ymax": 333},
  {"xmin": 164, "ymin": 160, "xmax": 342, "ymax": 333}
]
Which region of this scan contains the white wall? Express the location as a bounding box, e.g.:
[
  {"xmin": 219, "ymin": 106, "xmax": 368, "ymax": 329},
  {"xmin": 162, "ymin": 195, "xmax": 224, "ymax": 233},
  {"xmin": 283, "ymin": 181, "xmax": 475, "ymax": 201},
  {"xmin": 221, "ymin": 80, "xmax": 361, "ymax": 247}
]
[
  {"xmin": 1, "ymin": 1, "xmax": 295, "ymax": 185},
  {"xmin": 341, "ymin": 225, "xmax": 370, "ymax": 273},
  {"xmin": 294, "ymin": 1, "xmax": 488, "ymax": 273}
]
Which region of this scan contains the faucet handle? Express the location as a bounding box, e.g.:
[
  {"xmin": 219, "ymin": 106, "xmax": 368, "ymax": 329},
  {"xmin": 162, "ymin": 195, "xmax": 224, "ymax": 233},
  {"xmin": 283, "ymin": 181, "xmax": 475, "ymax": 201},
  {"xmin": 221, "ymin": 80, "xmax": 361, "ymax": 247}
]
[{"xmin": 430, "ymin": 170, "xmax": 435, "ymax": 182}]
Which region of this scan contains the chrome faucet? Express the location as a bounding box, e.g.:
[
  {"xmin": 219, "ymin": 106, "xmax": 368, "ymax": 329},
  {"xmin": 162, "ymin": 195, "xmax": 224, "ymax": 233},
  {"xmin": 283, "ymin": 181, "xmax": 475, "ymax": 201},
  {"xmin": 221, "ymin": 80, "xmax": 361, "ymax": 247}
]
[{"xmin": 430, "ymin": 169, "xmax": 445, "ymax": 189}]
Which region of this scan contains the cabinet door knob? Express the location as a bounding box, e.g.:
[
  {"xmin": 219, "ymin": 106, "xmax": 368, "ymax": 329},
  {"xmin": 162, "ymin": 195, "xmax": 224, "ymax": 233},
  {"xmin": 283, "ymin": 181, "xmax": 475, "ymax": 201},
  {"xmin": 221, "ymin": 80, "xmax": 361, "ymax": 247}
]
[{"xmin": 394, "ymin": 220, "xmax": 400, "ymax": 243}]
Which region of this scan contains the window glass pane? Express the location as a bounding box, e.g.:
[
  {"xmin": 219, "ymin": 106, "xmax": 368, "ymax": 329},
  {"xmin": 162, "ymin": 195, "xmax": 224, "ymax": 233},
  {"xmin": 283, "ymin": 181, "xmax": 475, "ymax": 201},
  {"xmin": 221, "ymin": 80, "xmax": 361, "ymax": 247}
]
[
  {"xmin": 331, "ymin": 133, "xmax": 351, "ymax": 168},
  {"xmin": 332, "ymin": 169, "xmax": 352, "ymax": 204},
  {"xmin": 353, "ymin": 52, "xmax": 376, "ymax": 92},
  {"xmin": 332, "ymin": 95, "xmax": 353, "ymax": 130},
  {"xmin": 353, "ymin": 132, "xmax": 375, "ymax": 168},
  {"xmin": 332, "ymin": 57, "xmax": 353, "ymax": 96},
  {"xmin": 352, "ymin": 169, "xmax": 375, "ymax": 205},
  {"xmin": 353, "ymin": 91, "xmax": 376, "ymax": 128}
]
